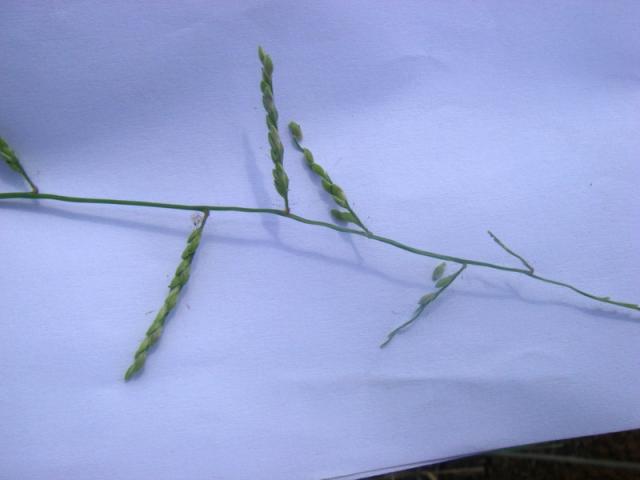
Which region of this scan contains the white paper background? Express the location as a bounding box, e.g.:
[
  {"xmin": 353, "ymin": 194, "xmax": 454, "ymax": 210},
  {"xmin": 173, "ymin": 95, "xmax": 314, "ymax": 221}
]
[{"xmin": 1, "ymin": 2, "xmax": 639, "ymax": 479}]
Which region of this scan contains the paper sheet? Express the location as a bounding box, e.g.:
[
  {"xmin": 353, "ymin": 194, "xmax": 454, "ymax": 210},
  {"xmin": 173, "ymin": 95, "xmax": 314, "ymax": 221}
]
[{"xmin": 1, "ymin": 2, "xmax": 639, "ymax": 479}]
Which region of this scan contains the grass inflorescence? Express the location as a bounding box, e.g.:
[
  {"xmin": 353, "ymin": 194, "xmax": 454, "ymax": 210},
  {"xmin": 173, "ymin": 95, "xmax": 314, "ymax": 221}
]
[{"xmin": 0, "ymin": 47, "xmax": 637, "ymax": 381}]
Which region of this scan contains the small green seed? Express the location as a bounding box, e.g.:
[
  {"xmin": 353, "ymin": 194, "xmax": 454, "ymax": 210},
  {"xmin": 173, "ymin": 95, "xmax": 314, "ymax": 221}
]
[
  {"xmin": 419, "ymin": 292, "xmax": 437, "ymax": 305},
  {"xmin": 311, "ymin": 163, "xmax": 326, "ymax": 177},
  {"xmin": 332, "ymin": 195, "xmax": 348, "ymax": 208},
  {"xmin": 303, "ymin": 148, "xmax": 314, "ymax": 165},
  {"xmin": 260, "ymin": 80, "xmax": 272, "ymax": 96},
  {"xmin": 435, "ymin": 274, "xmax": 455, "ymax": 289},
  {"xmin": 329, "ymin": 184, "xmax": 346, "ymax": 201},
  {"xmin": 273, "ymin": 166, "xmax": 289, "ymax": 197},
  {"xmin": 288, "ymin": 122, "xmax": 303, "ymax": 141},
  {"xmin": 432, "ymin": 262, "xmax": 447, "ymax": 282},
  {"xmin": 263, "ymin": 55, "xmax": 273, "ymax": 76},
  {"xmin": 268, "ymin": 110, "xmax": 278, "ymax": 128},
  {"xmin": 331, "ymin": 209, "xmax": 357, "ymax": 224}
]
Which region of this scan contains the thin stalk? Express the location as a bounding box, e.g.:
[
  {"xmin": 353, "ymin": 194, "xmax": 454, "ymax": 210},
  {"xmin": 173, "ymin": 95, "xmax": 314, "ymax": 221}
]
[
  {"xmin": 345, "ymin": 203, "xmax": 371, "ymax": 236},
  {"xmin": 1, "ymin": 190, "xmax": 638, "ymax": 313},
  {"xmin": 19, "ymin": 167, "xmax": 39, "ymax": 194},
  {"xmin": 488, "ymin": 230, "xmax": 533, "ymax": 273}
]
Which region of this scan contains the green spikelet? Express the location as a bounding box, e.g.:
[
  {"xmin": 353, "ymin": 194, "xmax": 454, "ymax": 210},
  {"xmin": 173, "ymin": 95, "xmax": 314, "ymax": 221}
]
[
  {"xmin": 331, "ymin": 209, "xmax": 358, "ymax": 224},
  {"xmin": 435, "ymin": 273, "xmax": 456, "ymax": 289},
  {"xmin": 124, "ymin": 213, "xmax": 208, "ymax": 381},
  {"xmin": 288, "ymin": 121, "xmax": 303, "ymax": 142},
  {"xmin": 418, "ymin": 292, "xmax": 437, "ymax": 305},
  {"xmin": 432, "ymin": 262, "xmax": 447, "ymax": 282}
]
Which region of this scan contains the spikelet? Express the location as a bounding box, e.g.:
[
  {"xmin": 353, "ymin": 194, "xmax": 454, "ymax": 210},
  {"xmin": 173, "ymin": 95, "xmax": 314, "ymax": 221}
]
[{"xmin": 432, "ymin": 262, "xmax": 447, "ymax": 282}]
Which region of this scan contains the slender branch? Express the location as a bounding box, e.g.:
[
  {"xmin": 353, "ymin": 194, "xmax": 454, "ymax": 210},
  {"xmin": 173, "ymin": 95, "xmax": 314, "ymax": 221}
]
[
  {"xmin": 381, "ymin": 305, "xmax": 428, "ymax": 349},
  {"xmin": 488, "ymin": 230, "xmax": 534, "ymax": 273},
  {"xmin": 290, "ymin": 125, "xmax": 371, "ymax": 235},
  {"xmin": 1, "ymin": 190, "xmax": 638, "ymax": 313},
  {"xmin": 380, "ymin": 265, "xmax": 467, "ymax": 348},
  {"xmin": 344, "ymin": 202, "xmax": 370, "ymax": 236},
  {"xmin": 16, "ymin": 165, "xmax": 39, "ymax": 193}
]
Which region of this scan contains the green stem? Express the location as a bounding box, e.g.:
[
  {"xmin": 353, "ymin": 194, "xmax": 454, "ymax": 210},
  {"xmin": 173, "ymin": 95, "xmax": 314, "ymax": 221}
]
[
  {"xmin": 345, "ymin": 202, "xmax": 371, "ymax": 236},
  {"xmin": 1, "ymin": 190, "xmax": 638, "ymax": 313},
  {"xmin": 488, "ymin": 230, "xmax": 533, "ymax": 273}
]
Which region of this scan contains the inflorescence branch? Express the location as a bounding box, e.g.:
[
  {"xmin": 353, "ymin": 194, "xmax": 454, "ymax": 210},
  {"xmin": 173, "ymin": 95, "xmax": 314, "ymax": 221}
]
[
  {"xmin": 289, "ymin": 121, "xmax": 371, "ymax": 236},
  {"xmin": 381, "ymin": 264, "xmax": 468, "ymax": 348},
  {"xmin": 488, "ymin": 230, "xmax": 534, "ymax": 274},
  {"xmin": 124, "ymin": 211, "xmax": 209, "ymax": 381},
  {"xmin": 259, "ymin": 46, "xmax": 290, "ymax": 214}
]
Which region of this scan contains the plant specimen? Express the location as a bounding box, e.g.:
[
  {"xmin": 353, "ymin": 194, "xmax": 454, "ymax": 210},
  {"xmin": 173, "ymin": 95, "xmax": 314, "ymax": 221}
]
[{"xmin": 1, "ymin": 48, "xmax": 638, "ymax": 381}]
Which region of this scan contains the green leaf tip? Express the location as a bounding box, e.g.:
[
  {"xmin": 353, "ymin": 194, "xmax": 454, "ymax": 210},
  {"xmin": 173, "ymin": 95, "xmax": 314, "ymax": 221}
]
[{"xmin": 432, "ymin": 262, "xmax": 447, "ymax": 282}]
